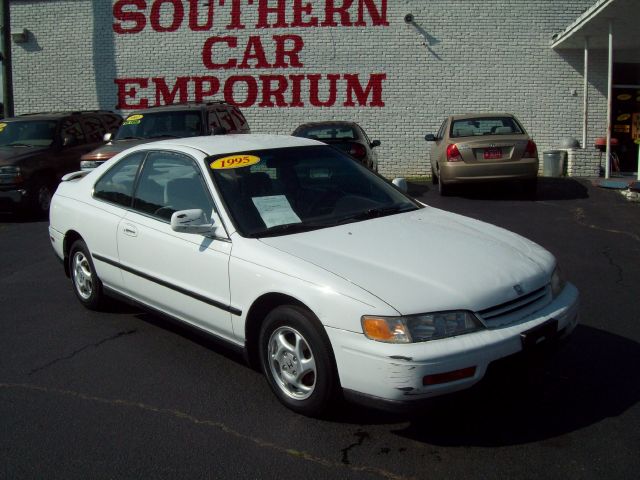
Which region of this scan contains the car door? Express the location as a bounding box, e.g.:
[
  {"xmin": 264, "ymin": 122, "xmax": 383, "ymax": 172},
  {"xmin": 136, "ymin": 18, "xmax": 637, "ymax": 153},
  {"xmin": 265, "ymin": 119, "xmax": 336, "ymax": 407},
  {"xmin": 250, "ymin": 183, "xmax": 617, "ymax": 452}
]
[{"xmin": 116, "ymin": 149, "xmax": 235, "ymax": 339}]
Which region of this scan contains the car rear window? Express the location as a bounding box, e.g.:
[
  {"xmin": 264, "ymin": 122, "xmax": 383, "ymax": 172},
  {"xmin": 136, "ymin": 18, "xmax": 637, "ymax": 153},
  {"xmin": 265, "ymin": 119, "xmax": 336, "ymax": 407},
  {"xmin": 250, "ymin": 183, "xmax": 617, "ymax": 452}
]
[
  {"xmin": 294, "ymin": 125, "xmax": 357, "ymax": 140},
  {"xmin": 450, "ymin": 117, "xmax": 524, "ymax": 138}
]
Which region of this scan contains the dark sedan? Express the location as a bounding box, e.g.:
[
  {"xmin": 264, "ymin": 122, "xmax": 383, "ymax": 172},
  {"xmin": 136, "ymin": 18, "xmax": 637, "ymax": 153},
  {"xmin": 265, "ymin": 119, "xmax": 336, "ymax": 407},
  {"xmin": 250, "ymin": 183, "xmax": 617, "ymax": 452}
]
[{"xmin": 292, "ymin": 121, "xmax": 380, "ymax": 171}]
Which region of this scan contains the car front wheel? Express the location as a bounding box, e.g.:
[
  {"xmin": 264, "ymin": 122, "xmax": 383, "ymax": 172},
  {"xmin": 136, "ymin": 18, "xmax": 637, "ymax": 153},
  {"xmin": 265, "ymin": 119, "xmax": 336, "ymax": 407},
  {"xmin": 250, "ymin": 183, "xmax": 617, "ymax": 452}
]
[
  {"xmin": 259, "ymin": 305, "xmax": 339, "ymax": 416},
  {"xmin": 69, "ymin": 239, "xmax": 105, "ymax": 310}
]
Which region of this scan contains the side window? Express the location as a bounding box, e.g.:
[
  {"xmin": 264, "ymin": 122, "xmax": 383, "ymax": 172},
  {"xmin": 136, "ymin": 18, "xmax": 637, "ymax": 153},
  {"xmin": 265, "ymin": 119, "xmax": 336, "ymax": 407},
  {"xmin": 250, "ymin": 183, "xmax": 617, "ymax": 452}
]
[
  {"xmin": 81, "ymin": 114, "xmax": 107, "ymax": 143},
  {"xmin": 215, "ymin": 108, "xmax": 236, "ymax": 132},
  {"xmin": 93, "ymin": 152, "xmax": 145, "ymax": 207},
  {"xmin": 133, "ymin": 151, "xmax": 214, "ymax": 222},
  {"xmin": 60, "ymin": 117, "xmax": 86, "ymax": 145},
  {"xmin": 100, "ymin": 113, "xmax": 123, "ymax": 134},
  {"xmin": 208, "ymin": 111, "xmax": 222, "ymax": 133},
  {"xmin": 229, "ymin": 106, "xmax": 249, "ymax": 133}
]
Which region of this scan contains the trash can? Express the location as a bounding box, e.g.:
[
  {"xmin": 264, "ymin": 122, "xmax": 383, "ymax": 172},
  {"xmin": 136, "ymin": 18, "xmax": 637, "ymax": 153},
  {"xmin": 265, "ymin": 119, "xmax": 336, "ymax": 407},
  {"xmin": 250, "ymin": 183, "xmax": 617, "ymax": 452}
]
[{"xmin": 542, "ymin": 150, "xmax": 566, "ymax": 177}]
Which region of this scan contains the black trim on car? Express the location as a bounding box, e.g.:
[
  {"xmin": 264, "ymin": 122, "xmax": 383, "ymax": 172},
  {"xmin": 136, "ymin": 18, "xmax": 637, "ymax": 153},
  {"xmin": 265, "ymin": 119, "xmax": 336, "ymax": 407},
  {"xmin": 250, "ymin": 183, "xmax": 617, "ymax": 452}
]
[{"xmin": 92, "ymin": 253, "xmax": 242, "ymax": 316}]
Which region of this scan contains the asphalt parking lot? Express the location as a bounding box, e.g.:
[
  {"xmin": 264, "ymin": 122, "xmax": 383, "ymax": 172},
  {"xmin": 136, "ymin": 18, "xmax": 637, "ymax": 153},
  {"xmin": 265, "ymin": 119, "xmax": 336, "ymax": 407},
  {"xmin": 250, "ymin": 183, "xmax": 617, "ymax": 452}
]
[{"xmin": 1, "ymin": 177, "xmax": 639, "ymax": 479}]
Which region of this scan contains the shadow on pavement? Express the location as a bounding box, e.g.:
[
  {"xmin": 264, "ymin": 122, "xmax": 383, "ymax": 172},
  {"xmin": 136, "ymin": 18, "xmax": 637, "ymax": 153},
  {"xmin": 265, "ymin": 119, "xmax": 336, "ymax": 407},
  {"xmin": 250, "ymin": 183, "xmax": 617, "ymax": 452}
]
[
  {"xmin": 420, "ymin": 178, "xmax": 589, "ymax": 201},
  {"xmin": 328, "ymin": 325, "xmax": 640, "ymax": 445}
]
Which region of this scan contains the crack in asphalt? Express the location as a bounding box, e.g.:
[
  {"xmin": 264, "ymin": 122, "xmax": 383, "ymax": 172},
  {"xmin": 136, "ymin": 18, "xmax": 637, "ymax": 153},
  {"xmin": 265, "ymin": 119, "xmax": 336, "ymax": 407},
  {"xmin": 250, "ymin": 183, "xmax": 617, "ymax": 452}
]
[
  {"xmin": 573, "ymin": 207, "xmax": 640, "ymax": 243},
  {"xmin": 28, "ymin": 330, "xmax": 138, "ymax": 376},
  {"xmin": 602, "ymin": 248, "xmax": 624, "ymax": 285},
  {"xmin": 341, "ymin": 430, "xmax": 371, "ymax": 465},
  {"xmin": 0, "ymin": 383, "xmax": 412, "ymax": 480}
]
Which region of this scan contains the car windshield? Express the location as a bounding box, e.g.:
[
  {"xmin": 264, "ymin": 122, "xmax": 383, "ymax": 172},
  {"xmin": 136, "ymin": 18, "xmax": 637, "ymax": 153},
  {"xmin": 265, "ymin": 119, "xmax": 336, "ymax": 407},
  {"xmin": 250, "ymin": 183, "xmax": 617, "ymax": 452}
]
[
  {"xmin": 208, "ymin": 145, "xmax": 420, "ymax": 237},
  {"xmin": 115, "ymin": 111, "xmax": 202, "ymax": 140},
  {"xmin": 0, "ymin": 120, "xmax": 57, "ymax": 147},
  {"xmin": 294, "ymin": 125, "xmax": 357, "ymax": 140},
  {"xmin": 450, "ymin": 117, "xmax": 524, "ymax": 138}
]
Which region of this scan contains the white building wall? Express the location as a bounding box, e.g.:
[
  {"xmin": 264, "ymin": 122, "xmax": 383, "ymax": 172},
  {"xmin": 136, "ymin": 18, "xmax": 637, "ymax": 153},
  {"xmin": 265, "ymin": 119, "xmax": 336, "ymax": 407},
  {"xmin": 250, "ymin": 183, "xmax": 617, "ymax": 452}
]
[{"xmin": 10, "ymin": 0, "xmax": 610, "ymax": 177}]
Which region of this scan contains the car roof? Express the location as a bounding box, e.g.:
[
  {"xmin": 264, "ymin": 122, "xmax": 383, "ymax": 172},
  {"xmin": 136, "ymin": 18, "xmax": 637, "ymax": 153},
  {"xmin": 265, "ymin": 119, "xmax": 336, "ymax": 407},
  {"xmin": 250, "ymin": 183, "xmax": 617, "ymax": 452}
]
[
  {"xmin": 295, "ymin": 121, "xmax": 357, "ymax": 128},
  {"xmin": 138, "ymin": 134, "xmax": 324, "ymax": 156},
  {"xmin": 127, "ymin": 102, "xmax": 230, "ymax": 115},
  {"xmin": 449, "ymin": 113, "xmax": 516, "ymax": 121},
  {"xmin": 4, "ymin": 111, "xmax": 114, "ymax": 122}
]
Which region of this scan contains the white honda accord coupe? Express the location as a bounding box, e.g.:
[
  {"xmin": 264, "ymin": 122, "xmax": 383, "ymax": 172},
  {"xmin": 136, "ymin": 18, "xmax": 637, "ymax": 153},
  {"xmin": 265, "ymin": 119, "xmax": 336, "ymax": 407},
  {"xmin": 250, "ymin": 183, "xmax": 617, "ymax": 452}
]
[{"xmin": 49, "ymin": 134, "xmax": 579, "ymax": 415}]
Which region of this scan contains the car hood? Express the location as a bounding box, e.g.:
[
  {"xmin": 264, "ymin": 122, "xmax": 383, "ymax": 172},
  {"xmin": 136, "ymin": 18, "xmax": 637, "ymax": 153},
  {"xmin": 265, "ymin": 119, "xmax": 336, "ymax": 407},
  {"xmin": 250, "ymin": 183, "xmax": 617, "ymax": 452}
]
[
  {"xmin": 0, "ymin": 145, "xmax": 48, "ymax": 165},
  {"xmin": 81, "ymin": 138, "xmax": 156, "ymax": 160},
  {"xmin": 259, "ymin": 208, "xmax": 554, "ymax": 314}
]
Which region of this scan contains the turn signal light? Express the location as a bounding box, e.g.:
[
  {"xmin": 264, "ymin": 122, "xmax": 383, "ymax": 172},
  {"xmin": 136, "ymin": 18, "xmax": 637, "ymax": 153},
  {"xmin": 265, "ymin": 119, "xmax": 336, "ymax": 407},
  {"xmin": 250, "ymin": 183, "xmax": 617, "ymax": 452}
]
[
  {"xmin": 446, "ymin": 144, "xmax": 462, "ymax": 162},
  {"xmin": 423, "ymin": 366, "xmax": 476, "ymax": 386}
]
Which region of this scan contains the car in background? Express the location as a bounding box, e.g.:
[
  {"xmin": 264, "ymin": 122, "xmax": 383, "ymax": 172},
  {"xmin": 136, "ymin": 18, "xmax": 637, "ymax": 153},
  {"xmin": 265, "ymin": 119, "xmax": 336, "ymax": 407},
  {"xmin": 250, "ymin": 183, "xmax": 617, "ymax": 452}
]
[
  {"xmin": 49, "ymin": 134, "xmax": 578, "ymax": 416},
  {"xmin": 0, "ymin": 110, "xmax": 121, "ymax": 215},
  {"xmin": 292, "ymin": 121, "xmax": 381, "ymax": 171},
  {"xmin": 425, "ymin": 113, "xmax": 539, "ymax": 196},
  {"xmin": 80, "ymin": 101, "xmax": 250, "ymax": 170}
]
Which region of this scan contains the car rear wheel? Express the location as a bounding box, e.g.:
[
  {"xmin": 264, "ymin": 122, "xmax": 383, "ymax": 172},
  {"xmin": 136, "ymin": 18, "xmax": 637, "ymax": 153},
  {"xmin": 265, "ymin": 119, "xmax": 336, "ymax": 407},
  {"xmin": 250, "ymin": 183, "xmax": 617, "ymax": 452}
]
[
  {"xmin": 438, "ymin": 176, "xmax": 450, "ymax": 196},
  {"xmin": 30, "ymin": 179, "xmax": 54, "ymax": 217},
  {"xmin": 431, "ymin": 166, "xmax": 439, "ymax": 185},
  {"xmin": 69, "ymin": 239, "xmax": 105, "ymax": 310},
  {"xmin": 259, "ymin": 305, "xmax": 338, "ymax": 416}
]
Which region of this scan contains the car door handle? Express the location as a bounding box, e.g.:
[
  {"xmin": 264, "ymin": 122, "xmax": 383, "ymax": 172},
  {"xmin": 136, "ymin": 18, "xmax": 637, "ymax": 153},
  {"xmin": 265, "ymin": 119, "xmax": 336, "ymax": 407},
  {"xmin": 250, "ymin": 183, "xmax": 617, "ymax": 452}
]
[{"xmin": 122, "ymin": 224, "xmax": 138, "ymax": 237}]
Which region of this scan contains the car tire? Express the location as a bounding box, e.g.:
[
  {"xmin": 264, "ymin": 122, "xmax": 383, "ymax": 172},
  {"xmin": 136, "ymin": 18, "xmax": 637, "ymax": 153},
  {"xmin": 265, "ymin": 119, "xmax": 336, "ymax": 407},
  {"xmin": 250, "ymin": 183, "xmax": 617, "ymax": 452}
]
[
  {"xmin": 259, "ymin": 305, "xmax": 339, "ymax": 416},
  {"xmin": 69, "ymin": 239, "xmax": 105, "ymax": 310},
  {"xmin": 523, "ymin": 178, "xmax": 537, "ymax": 199},
  {"xmin": 438, "ymin": 176, "xmax": 450, "ymax": 196},
  {"xmin": 30, "ymin": 178, "xmax": 54, "ymax": 218},
  {"xmin": 431, "ymin": 166, "xmax": 439, "ymax": 185}
]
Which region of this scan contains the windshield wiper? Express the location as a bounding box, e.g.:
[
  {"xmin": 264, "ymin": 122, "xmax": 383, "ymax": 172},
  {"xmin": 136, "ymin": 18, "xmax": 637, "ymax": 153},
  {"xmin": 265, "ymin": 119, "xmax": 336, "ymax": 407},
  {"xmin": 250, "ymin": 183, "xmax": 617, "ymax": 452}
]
[
  {"xmin": 254, "ymin": 222, "xmax": 328, "ymax": 238},
  {"xmin": 118, "ymin": 136, "xmax": 144, "ymax": 140},
  {"xmin": 148, "ymin": 134, "xmax": 180, "ymax": 139},
  {"xmin": 336, "ymin": 205, "xmax": 416, "ymax": 224}
]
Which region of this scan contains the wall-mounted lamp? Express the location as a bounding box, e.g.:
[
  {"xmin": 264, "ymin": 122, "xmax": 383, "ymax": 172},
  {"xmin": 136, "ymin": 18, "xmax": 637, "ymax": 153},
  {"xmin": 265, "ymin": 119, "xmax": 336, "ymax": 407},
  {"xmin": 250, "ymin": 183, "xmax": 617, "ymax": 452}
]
[{"xmin": 12, "ymin": 29, "xmax": 29, "ymax": 44}]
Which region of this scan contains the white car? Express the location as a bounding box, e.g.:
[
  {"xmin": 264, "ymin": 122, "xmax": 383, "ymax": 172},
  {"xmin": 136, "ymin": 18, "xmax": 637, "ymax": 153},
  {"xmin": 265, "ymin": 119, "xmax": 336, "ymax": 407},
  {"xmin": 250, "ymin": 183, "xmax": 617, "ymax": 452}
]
[{"xmin": 49, "ymin": 135, "xmax": 579, "ymax": 415}]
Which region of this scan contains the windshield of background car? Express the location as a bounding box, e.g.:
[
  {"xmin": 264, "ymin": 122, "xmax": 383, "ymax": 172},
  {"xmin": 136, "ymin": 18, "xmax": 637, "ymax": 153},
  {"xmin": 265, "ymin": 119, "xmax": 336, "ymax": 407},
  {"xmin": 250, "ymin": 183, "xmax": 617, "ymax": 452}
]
[
  {"xmin": 0, "ymin": 120, "xmax": 57, "ymax": 147},
  {"xmin": 294, "ymin": 125, "xmax": 357, "ymax": 140},
  {"xmin": 450, "ymin": 117, "xmax": 524, "ymax": 138},
  {"xmin": 115, "ymin": 111, "xmax": 202, "ymax": 140},
  {"xmin": 208, "ymin": 145, "xmax": 419, "ymax": 237}
]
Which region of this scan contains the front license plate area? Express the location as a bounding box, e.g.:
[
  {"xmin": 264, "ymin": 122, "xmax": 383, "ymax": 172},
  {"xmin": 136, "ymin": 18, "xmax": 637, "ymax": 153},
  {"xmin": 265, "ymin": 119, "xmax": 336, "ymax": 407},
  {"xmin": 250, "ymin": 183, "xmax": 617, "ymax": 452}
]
[
  {"xmin": 483, "ymin": 147, "xmax": 502, "ymax": 159},
  {"xmin": 520, "ymin": 319, "xmax": 558, "ymax": 351}
]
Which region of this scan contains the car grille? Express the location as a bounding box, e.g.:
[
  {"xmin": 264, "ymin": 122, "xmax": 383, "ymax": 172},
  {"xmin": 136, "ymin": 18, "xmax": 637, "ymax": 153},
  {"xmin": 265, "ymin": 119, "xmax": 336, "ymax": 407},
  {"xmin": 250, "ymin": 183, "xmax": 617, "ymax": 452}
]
[{"xmin": 476, "ymin": 285, "xmax": 550, "ymax": 327}]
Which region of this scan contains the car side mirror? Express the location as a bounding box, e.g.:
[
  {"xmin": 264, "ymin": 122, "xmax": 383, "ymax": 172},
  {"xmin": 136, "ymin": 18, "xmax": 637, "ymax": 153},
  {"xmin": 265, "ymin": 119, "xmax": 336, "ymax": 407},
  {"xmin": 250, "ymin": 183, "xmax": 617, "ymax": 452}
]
[
  {"xmin": 371, "ymin": 139, "xmax": 381, "ymax": 148},
  {"xmin": 212, "ymin": 126, "xmax": 227, "ymax": 135},
  {"xmin": 63, "ymin": 134, "xmax": 77, "ymax": 147},
  {"xmin": 392, "ymin": 177, "xmax": 408, "ymax": 193},
  {"xmin": 424, "ymin": 134, "xmax": 437, "ymax": 141},
  {"xmin": 103, "ymin": 132, "xmax": 112, "ymax": 142},
  {"xmin": 170, "ymin": 209, "xmax": 215, "ymax": 235}
]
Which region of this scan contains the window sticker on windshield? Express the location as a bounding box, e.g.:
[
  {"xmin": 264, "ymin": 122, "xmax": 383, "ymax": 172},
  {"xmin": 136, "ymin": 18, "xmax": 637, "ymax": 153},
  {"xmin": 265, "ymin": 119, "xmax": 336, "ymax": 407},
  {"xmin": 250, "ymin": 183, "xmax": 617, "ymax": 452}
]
[
  {"xmin": 123, "ymin": 114, "xmax": 143, "ymax": 126},
  {"xmin": 0, "ymin": 123, "xmax": 6, "ymax": 132},
  {"xmin": 252, "ymin": 195, "xmax": 301, "ymax": 228},
  {"xmin": 210, "ymin": 154, "xmax": 260, "ymax": 170}
]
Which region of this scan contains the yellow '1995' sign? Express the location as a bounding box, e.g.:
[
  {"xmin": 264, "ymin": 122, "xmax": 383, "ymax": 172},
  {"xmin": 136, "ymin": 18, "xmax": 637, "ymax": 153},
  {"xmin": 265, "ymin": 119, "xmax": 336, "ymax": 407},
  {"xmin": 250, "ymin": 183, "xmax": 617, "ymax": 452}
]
[{"xmin": 210, "ymin": 155, "xmax": 261, "ymax": 170}]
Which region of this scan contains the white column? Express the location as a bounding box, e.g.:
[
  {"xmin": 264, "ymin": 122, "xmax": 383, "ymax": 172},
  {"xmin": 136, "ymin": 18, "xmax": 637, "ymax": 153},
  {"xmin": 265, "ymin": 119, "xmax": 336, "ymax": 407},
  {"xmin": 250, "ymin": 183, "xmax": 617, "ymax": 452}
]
[
  {"xmin": 605, "ymin": 20, "xmax": 613, "ymax": 179},
  {"xmin": 582, "ymin": 37, "xmax": 589, "ymax": 150}
]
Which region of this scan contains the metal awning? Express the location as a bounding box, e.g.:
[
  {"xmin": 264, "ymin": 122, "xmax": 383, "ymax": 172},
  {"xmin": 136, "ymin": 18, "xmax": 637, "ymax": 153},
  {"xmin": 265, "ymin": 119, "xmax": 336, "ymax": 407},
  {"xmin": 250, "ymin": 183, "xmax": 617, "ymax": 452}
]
[
  {"xmin": 551, "ymin": 0, "xmax": 640, "ymax": 50},
  {"xmin": 551, "ymin": 0, "xmax": 640, "ymax": 179}
]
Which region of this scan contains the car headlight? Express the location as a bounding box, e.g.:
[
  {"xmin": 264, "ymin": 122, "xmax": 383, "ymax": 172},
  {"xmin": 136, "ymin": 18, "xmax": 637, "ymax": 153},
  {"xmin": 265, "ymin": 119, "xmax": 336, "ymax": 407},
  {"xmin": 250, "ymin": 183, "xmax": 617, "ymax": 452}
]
[
  {"xmin": 361, "ymin": 311, "xmax": 484, "ymax": 343},
  {"xmin": 0, "ymin": 166, "xmax": 23, "ymax": 184},
  {"xmin": 551, "ymin": 265, "xmax": 566, "ymax": 298}
]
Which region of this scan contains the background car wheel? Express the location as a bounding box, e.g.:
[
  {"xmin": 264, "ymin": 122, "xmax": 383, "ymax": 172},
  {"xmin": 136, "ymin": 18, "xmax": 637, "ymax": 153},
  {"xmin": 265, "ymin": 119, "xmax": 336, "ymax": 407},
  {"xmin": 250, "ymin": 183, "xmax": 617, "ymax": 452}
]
[
  {"xmin": 523, "ymin": 178, "xmax": 537, "ymax": 199},
  {"xmin": 29, "ymin": 179, "xmax": 54, "ymax": 217},
  {"xmin": 259, "ymin": 305, "xmax": 339, "ymax": 416},
  {"xmin": 69, "ymin": 239, "xmax": 105, "ymax": 310},
  {"xmin": 438, "ymin": 177, "xmax": 450, "ymax": 196},
  {"xmin": 431, "ymin": 166, "xmax": 439, "ymax": 185}
]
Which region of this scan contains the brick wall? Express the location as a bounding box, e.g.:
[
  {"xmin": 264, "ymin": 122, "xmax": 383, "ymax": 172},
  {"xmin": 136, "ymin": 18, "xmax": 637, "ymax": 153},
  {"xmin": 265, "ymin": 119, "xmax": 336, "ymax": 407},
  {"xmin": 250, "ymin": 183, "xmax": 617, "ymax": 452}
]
[{"xmin": 10, "ymin": 0, "xmax": 611, "ymax": 177}]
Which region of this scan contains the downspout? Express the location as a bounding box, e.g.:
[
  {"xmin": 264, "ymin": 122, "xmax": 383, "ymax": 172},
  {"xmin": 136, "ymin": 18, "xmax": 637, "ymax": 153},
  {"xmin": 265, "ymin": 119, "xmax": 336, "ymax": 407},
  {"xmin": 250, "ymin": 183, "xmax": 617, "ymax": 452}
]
[{"xmin": 582, "ymin": 37, "xmax": 589, "ymax": 150}]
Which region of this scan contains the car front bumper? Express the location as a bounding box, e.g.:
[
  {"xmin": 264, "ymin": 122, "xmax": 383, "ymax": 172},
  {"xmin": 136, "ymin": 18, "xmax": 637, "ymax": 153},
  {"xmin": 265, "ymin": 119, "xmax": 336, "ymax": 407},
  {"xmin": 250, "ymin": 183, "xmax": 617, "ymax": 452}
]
[
  {"xmin": 326, "ymin": 282, "xmax": 579, "ymax": 407},
  {"xmin": 439, "ymin": 158, "xmax": 538, "ymax": 184}
]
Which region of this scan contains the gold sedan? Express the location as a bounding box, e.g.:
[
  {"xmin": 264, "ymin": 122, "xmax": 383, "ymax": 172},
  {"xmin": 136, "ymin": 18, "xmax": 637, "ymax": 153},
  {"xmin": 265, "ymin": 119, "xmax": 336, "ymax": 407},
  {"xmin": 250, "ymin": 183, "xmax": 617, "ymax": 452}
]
[{"xmin": 426, "ymin": 113, "xmax": 539, "ymax": 196}]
